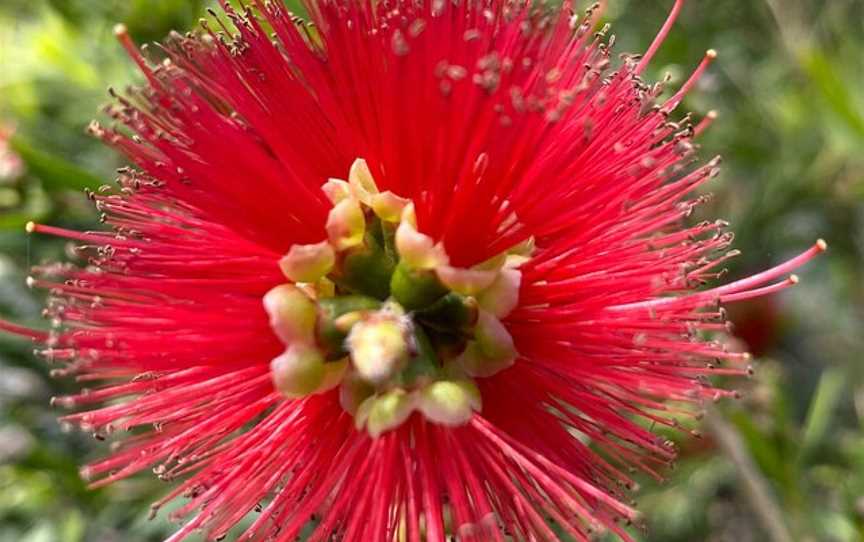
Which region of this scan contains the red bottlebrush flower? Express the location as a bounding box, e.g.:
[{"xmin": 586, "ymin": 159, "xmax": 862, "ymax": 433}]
[
  {"xmin": 0, "ymin": 123, "xmax": 24, "ymax": 182},
  {"xmin": 1, "ymin": 1, "xmax": 826, "ymax": 540}
]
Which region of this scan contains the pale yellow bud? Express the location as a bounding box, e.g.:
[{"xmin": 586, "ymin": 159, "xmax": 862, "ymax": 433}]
[
  {"xmin": 395, "ymin": 221, "xmax": 448, "ymax": 270},
  {"xmin": 475, "ymin": 252, "xmax": 507, "ymax": 272},
  {"xmin": 355, "ymin": 388, "xmax": 416, "ymax": 438},
  {"xmin": 371, "ymin": 191, "xmax": 411, "ymax": 222},
  {"xmin": 400, "ymin": 202, "xmax": 417, "ymax": 228},
  {"xmin": 347, "ymin": 317, "xmax": 409, "ymax": 385},
  {"xmin": 475, "ymin": 310, "xmax": 517, "ymax": 361},
  {"xmin": 348, "ymin": 158, "xmax": 379, "ymax": 205},
  {"xmin": 435, "ymin": 265, "xmax": 498, "ymax": 296},
  {"xmin": 318, "ymin": 357, "xmax": 350, "ymax": 393},
  {"xmin": 322, "ymin": 178, "xmax": 351, "ymax": 204},
  {"xmin": 279, "ymin": 241, "xmax": 335, "ymax": 283},
  {"xmin": 508, "ymin": 236, "xmax": 536, "ymax": 258},
  {"xmin": 326, "ymin": 198, "xmax": 366, "ymax": 250},
  {"xmin": 339, "ymin": 371, "xmax": 376, "ymax": 415},
  {"xmin": 417, "ymin": 380, "xmax": 481, "ymax": 426},
  {"xmin": 477, "ymin": 268, "xmax": 522, "ymax": 318},
  {"xmin": 270, "ymin": 344, "xmax": 327, "ymax": 399},
  {"xmin": 262, "ymin": 284, "xmax": 317, "ymax": 345},
  {"xmin": 456, "ymin": 310, "xmax": 517, "ymax": 378}
]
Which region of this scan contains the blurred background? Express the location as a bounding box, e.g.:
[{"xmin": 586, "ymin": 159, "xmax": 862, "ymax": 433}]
[{"xmin": 0, "ymin": 1, "xmax": 862, "ymax": 540}]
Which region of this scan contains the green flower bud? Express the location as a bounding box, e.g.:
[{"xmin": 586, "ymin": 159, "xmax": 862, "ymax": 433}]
[
  {"xmin": 398, "ymin": 326, "xmax": 441, "ymax": 388},
  {"xmin": 415, "ymin": 293, "xmax": 478, "ymax": 332},
  {"xmin": 390, "ymin": 262, "xmax": 449, "ymax": 311},
  {"xmin": 340, "ymin": 245, "xmax": 395, "ymax": 300}
]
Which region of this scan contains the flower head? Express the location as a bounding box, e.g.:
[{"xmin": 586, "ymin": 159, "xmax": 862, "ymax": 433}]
[{"xmin": 1, "ymin": 1, "xmax": 826, "ymax": 540}]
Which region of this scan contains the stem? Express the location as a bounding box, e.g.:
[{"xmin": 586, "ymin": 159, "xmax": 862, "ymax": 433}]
[{"xmin": 704, "ymin": 407, "xmax": 793, "ymax": 542}]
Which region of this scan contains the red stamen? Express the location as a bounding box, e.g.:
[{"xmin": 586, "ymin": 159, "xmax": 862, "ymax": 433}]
[
  {"xmin": 694, "ymin": 109, "xmax": 718, "ymax": 136},
  {"xmin": 0, "ymin": 319, "xmax": 49, "ymax": 341},
  {"xmin": 663, "ymin": 49, "xmax": 718, "ymax": 113},
  {"xmin": 636, "ymin": 0, "xmax": 687, "ymax": 74}
]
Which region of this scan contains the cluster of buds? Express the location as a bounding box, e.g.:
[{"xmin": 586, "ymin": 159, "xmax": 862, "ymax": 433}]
[{"xmin": 263, "ymin": 159, "xmax": 531, "ymax": 437}]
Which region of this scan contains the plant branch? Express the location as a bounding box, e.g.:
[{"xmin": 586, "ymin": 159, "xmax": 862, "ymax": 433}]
[{"xmin": 704, "ymin": 407, "xmax": 794, "ymax": 542}]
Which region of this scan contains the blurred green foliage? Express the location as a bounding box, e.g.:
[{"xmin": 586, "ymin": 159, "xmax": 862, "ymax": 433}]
[{"xmin": 0, "ymin": 1, "xmax": 862, "ymax": 541}]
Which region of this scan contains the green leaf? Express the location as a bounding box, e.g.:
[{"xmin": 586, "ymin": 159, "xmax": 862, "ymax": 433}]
[
  {"xmin": 800, "ymin": 49, "xmax": 864, "ymax": 140},
  {"xmin": 0, "ymin": 186, "xmax": 51, "ymax": 230},
  {"xmin": 798, "ymin": 368, "xmax": 846, "ymax": 464},
  {"xmin": 9, "ymin": 135, "xmax": 103, "ymax": 192}
]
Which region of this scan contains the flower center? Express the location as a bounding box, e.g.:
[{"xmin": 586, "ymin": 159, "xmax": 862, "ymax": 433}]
[{"xmin": 263, "ymin": 159, "xmax": 532, "ymax": 437}]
